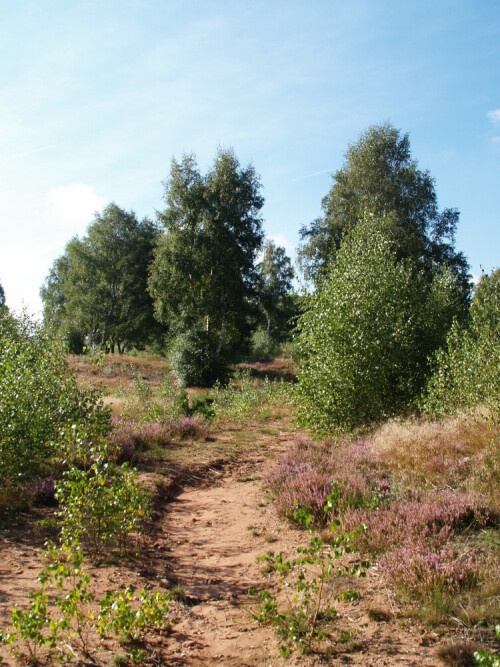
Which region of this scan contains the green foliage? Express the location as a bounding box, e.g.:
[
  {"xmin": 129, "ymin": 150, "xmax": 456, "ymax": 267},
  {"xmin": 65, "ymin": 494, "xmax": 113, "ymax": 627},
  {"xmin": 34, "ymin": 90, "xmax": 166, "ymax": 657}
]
[
  {"xmin": 254, "ymin": 501, "xmax": 367, "ymax": 653},
  {"xmin": 422, "ymin": 269, "xmax": 500, "ymax": 422},
  {"xmin": 169, "ymin": 330, "xmax": 228, "ymax": 387},
  {"xmin": 298, "ymin": 121, "xmax": 470, "ymax": 304},
  {"xmin": 295, "ymin": 215, "xmax": 462, "ymax": 435},
  {"xmin": 97, "ymin": 585, "xmax": 171, "ymax": 642},
  {"xmin": 4, "ymin": 542, "xmax": 170, "ymax": 663},
  {"xmin": 250, "ymin": 327, "xmax": 275, "ymax": 359},
  {"xmin": 55, "ymin": 441, "xmax": 150, "ymax": 559},
  {"xmin": 0, "ymin": 282, "xmax": 5, "ymax": 308},
  {"xmin": 0, "ymin": 310, "xmax": 109, "ymax": 493},
  {"xmin": 149, "ymin": 149, "xmax": 264, "ymax": 384},
  {"xmin": 474, "ymin": 626, "xmax": 500, "ymax": 666},
  {"xmin": 211, "ymin": 369, "xmax": 293, "ymax": 422},
  {"xmin": 41, "ymin": 203, "xmax": 161, "ymax": 353},
  {"xmin": 257, "ymin": 240, "xmax": 296, "ymax": 344},
  {"xmin": 8, "ymin": 588, "xmax": 51, "ymax": 662}
]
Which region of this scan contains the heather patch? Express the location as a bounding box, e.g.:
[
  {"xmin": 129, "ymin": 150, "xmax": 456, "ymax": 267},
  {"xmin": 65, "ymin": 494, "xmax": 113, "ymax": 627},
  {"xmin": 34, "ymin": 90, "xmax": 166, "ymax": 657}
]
[
  {"xmin": 267, "ymin": 436, "xmax": 386, "ymax": 527},
  {"xmin": 381, "ymin": 540, "xmax": 480, "ymax": 599},
  {"xmin": 343, "ymin": 490, "xmax": 493, "ymax": 555},
  {"xmin": 111, "ymin": 415, "xmax": 209, "ymax": 462}
]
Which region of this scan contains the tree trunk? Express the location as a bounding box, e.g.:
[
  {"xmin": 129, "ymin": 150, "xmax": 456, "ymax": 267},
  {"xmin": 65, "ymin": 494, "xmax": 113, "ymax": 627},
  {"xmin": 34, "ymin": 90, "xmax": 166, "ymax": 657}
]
[{"xmin": 216, "ymin": 311, "xmax": 226, "ymax": 358}]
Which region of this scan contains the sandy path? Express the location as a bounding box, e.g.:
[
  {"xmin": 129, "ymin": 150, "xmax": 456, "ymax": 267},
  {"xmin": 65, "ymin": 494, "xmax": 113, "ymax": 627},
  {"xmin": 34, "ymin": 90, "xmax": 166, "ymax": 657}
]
[{"xmin": 156, "ymin": 439, "xmax": 445, "ymax": 667}]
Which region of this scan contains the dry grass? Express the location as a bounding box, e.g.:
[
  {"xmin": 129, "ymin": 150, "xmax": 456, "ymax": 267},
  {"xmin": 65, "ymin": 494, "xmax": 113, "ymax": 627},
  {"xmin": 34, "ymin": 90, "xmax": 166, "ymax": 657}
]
[{"xmin": 367, "ymin": 415, "xmax": 498, "ymax": 495}]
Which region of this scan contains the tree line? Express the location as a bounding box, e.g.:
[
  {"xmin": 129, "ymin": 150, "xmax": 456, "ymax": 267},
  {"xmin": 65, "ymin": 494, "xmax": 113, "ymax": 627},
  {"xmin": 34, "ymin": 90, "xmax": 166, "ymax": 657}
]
[
  {"xmin": 41, "ymin": 148, "xmax": 295, "ymax": 385},
  {"xmin": 36, "ymin": 122, "xmax": 498, "ymax": 429}
]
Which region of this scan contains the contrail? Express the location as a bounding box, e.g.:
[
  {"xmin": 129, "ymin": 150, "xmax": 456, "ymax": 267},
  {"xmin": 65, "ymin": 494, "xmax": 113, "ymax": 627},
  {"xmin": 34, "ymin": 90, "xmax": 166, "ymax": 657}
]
[
  {"xmin": 291, "ymin": 168, "xmax": 333, "ymax": 183},
  {"xmin": 3, "ymin": 145, "xmax": 57, "ymax": 161}
]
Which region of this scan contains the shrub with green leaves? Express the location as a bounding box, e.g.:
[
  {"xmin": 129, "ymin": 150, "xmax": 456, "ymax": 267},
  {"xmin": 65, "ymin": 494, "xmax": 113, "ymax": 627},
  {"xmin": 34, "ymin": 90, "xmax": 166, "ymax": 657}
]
[
  {"xmin": 55, "ymin": 441, "xmax": 150, "ymax": 559},
  {"xmin": 422, "ymin": 269, "xmax": 499, "ymax": 422},
  {"xmin": 169, "ymin": 331, "xmax": 228, "ymax": 387},
  {"xmin": 3, "ymin": 542, "xmax": 170, "ymax": 664},
  {"xmin": 97, "ymin": 585, "xmax": 171, "ymax": 642},
  {"xmin": 295, "ymin": 215, "xmax": 464, "ymax": 435},
  {"xmin": 0, "ymin": 310, "xmax": 109, "ymax": 494},
  {"xmin": 211, "ymin": 369, "xmax": 293, "ymax": 421}
]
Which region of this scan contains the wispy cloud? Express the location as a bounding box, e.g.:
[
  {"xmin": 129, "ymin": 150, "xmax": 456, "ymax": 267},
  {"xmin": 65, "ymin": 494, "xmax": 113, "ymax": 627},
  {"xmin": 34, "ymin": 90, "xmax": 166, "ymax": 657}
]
[
  {"xmin": 487, "ymin": 109, "xmax": 500, "ymax": 123},
  {"xmin": 3, "ymin": 145, "xmax": 57, "ymax": 161},
  {"xmin": 291, "ymin": 168, "xmax": 333, "ymax": 183}
]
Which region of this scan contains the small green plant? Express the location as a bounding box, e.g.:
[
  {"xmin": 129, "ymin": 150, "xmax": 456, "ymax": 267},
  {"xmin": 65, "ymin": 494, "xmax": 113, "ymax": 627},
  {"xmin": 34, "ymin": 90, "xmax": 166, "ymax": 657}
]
[
  {"xmin": 55, "ymin": 441, "xmax": 150, "ymax": 559},
  {"xmin": 97, "ymin": 585, "xmax": 171, "ymax": 642},
  {"xmin": 474, "ymin": 625, "xmax": 500, "ymax": 666},
  {"xmin": 44, "ymin": 543, "xmax": 95, "ymax": 660},
  {"xmin": 4, "ymin": 542, "xmax": 171, "ymax": 664},
  {"xmin": 5, "ymin": 543, "xmax": 94, "ymax": 663},
  {"xmin": 338, "ymin": 589, "xmax": 361, "ymax": 602},
  {"xmin": 8, "ymin": 587, "xmax": 51, "ymax": 662},
  {"xmin": 254, "ymin": 501, "xmax": 368, "ymax": 653}
]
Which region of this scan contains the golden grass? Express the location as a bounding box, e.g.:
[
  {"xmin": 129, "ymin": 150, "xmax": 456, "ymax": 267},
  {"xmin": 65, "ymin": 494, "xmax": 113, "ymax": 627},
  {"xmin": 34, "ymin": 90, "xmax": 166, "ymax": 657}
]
[{"xmin": 367, "ymin": 414, "xmax": 498, "ymax": 493}]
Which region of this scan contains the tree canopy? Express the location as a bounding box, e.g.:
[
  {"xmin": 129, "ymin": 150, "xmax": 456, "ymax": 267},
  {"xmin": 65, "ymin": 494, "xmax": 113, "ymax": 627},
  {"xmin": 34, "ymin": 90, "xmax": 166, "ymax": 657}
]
[
  {"xmin": 41, "ymin": 203, "xmax": 160, "ymax": 353},
  {"xmin": 0, "ymin": 282, "xmax": 5, "ymax": 308},
  {"xmin": 148, "ymin": 148, "xmax": 264, "ymax": 385},
  {"xmin": 257, "ymin": 239, "xmax": 295, "ymax": 342},
  {"xmin": 295, "ymin": 214, "xmax": 465, "ymax": 435},
  {"xmin": 298, "ymin": 122, "xmax": 470, "ymax": 305}
]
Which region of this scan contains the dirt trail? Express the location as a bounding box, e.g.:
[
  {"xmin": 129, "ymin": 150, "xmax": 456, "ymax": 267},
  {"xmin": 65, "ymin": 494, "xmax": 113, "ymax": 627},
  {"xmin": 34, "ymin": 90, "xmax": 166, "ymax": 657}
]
[
  {"xmin": 0, "ymin": 432, "xmax": 458, "ymax": 666},
  {"xmin": 158, "ymin": 438, "xmax": 444, "ymax": 667}
]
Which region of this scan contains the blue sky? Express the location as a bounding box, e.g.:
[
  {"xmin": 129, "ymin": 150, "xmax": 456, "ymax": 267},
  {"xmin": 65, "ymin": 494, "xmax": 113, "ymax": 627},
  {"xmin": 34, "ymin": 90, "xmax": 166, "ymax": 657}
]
[{"xmin": 1, "ymin": 0, "xmax": 499, "ymax": 314}]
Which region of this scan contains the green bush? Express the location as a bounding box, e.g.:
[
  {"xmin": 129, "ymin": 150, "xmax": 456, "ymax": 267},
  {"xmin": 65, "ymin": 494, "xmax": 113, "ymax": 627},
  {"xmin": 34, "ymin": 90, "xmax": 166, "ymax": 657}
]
[
  {"xmin": 422, "ymin": 269, "xmax": 499, "ymax": 422},
  {"xmin": 55, "ymin": 441, "xmax": 150, "ymax": 559},
  {"xmin": 295, "ymin": 215, "xmax": 464, "ymax": 436},
  {"xmin": 250, "ymin": 327, "xmax": 275, "ymax": 359},
  {"xmin": 0, "ymin": 310, "xmax": 109, "ymax": 494},
  {"xmin": 169, "ymin": 331, "xmax": 228, "ymax": 387}
]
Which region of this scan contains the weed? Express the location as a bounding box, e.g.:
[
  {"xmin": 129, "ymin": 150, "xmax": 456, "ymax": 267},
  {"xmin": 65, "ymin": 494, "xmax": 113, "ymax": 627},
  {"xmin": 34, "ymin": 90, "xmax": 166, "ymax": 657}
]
[
  {"xmin": 97, "ymin": 585, "xmax": 171, "ymax": 642},
  {"xmin": 254, "ymin": 500, "xmax": 368, "ymax": 653}
]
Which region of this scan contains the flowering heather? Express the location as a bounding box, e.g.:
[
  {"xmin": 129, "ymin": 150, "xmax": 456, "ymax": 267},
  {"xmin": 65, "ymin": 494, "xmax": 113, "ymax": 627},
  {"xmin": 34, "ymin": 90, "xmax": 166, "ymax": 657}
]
[
  {"xmin": 343, "ymin": 490, "xmax": 492, "ymax": 555},
  {"xmin": 381, "ymin": 540, "xmax": 480, "ymax": 598},
  {"xmin": 166, "ymin": 414, "xmax": 209, "ymax": 440},
  {"xmin": 21, "ymin": 476, "xmax": 57, "ymax": 506},
  {"xmin": 111, "ymin": 415, "xmax": 209, "ymax": 461},
  {"xmin": 268, "ymin": 436, "xmax": 386, "ymax": 526}
]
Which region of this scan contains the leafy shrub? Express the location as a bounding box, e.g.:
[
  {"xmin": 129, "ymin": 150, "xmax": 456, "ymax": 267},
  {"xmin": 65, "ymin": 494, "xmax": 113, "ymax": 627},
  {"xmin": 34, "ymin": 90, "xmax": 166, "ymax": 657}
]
[
  {"xmin": 169, "ymin": 331, "xmax": 228, "ymax": 387},
  {"xmin": 295, "ymin": 215, "xmax": 464, "ymax": 435},
  {"xmin": 250, "ymin": 327, "xmax": 275, "ymax": 359},
  {"xmin": 422, "ymin": 269, "xmax": 500, "ymax": 423},
  {"xmin": 55, "ymin": 441, "xmax": 150, "ymax": 559},
  {"xmin": 0, "ymin": 310, "xmax": 109, "ymax": 493},
  {"xmin": 212, "ymin": 369, "xmax": 293, "ymax": 422},
  {"xmin": 97, "ymin": 585, "xmax": 171, "ymax": 642},
  {"xmin": 4, "ymin": 542, "xmax": 170, "ymax": 663}
]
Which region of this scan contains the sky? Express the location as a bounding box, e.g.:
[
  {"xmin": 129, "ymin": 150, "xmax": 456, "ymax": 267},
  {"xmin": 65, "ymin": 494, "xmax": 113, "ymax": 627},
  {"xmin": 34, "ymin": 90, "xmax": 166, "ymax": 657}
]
[{"xmin": 0, "ymin": 0, "xmax": 499, "ymax": 315}]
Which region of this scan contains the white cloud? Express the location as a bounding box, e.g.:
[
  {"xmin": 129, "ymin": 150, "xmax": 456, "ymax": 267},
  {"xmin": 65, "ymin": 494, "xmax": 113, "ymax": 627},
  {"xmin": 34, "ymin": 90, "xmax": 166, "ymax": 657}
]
[
  {"xmin": 45, "ymin": 184, "xmax": 106, "ymax": 235},
  {"xmin": 269, "ymin": 233, "xmax": 295, "ymax": 256},
  {"xmin": 487, "ymin": 109, "xmax": 500, "ymax": 123}
]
